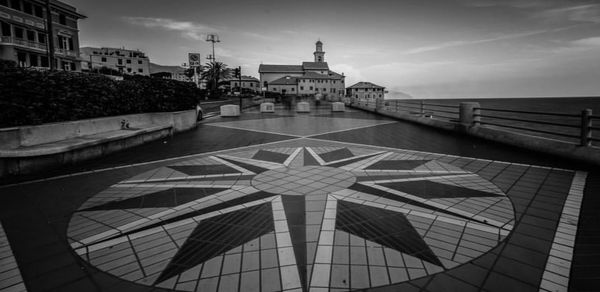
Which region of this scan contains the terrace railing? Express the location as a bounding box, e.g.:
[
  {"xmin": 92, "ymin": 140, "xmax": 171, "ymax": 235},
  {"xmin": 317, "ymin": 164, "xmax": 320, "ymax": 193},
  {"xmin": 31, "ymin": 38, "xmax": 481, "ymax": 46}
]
[{"xmin": 348, "ymin": 98, "xmax": 595, "ymax": 147}]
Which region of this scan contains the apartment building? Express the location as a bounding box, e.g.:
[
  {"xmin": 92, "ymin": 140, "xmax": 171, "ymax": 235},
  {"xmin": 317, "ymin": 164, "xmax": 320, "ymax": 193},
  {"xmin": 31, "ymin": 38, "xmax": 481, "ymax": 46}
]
[{"xmin": 81, "ymin": 47, "xmax": 150, "ymax": 76}]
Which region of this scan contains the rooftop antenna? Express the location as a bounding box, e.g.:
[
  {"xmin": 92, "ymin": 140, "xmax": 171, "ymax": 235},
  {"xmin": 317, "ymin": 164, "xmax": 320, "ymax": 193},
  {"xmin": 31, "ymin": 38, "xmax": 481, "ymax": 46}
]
[{"xmin": 205, "ymin": 34, "xmax": 220, "ymax": 62}]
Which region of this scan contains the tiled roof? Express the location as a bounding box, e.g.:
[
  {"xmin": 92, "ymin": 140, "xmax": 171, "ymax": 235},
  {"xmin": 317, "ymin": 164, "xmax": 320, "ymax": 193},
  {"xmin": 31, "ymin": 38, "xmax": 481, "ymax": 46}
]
[
  {"xmin": 225, "ymin": 75, "xmax": 259, "ymax": 82},
  {"xmin": 347, "ymin": 81, "xmax": 385, "ymax": 89},
  {"xmin": 259, "ymin": 64, "xmax": 304, "ymax": 73},
  {"xmin": 270, "ymin": 76, "xmax": 299, "ymax": 85},
  {"xmin": 302, "ymin": 62, "xmax": 329, "ymax": 70},
  {"xmin": 301, "ymin": 71, "xmax": 344, "ymax": 80}
]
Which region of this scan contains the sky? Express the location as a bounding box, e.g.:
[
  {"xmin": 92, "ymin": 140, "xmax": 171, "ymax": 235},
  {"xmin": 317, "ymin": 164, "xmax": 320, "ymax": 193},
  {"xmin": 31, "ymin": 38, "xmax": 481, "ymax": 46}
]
[{"xmin": 68, "ymin": 0, "xmax": 600, "ymax": 99}]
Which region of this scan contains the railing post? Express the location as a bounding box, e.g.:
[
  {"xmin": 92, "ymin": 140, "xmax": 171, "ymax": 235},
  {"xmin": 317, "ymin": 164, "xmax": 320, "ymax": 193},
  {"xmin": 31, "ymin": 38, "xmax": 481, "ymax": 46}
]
[
  {"xmin": 420, "ymin": 100, "xmax": 424, "ymax": 117},
  {"xmin": 580, "ymin": 109, "xmax": 592, "ymax": 146},
  {"xmin": 459, "ymin": 102, "xmax": 480, "ymax": 128}
]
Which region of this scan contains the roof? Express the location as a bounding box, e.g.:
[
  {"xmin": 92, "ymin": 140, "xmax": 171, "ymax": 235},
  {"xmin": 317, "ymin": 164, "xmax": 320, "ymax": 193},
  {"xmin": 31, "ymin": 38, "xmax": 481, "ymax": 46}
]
[
  {"xmin": 302, "ymin": 62, "xmax": 329, "ymax": 70},
  {"xmin": 270, "ymin": 76, "xmax": 299, "ymax": 85},
  {"xmin": 301, "ymin": 71, "xmax": 344, "ymax": 80},
  {"xmin": 226, "ymin": 75, "xmax": 259, "ymax": 82},
  {"xmin": 347, "ymin": 81, "xmax": 385, "ymax": 89},
  {"xmin": 259, "ymin": 64, "xmax": 304, "ymax": 73}
]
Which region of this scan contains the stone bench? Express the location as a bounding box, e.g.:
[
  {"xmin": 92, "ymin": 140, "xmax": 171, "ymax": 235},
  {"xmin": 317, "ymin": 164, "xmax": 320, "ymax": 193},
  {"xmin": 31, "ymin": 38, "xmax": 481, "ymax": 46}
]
[
  {"xmin": 332, "ymin": 102, "xmax": 345, "ymax": 112},
  {"xmin": 220, "ymin": 105, "xmax": 240, "ymax": 117},
  {"xmin": 296, "ymin": 102, "xmax": 310, "ymax": 113},
  {"xmin": 0, "ymin": 110, "xmax": 197, "ymax": 177},
  {"xmin": 260, "ymin": 102, "xmax": 275, "ymax": 113}
]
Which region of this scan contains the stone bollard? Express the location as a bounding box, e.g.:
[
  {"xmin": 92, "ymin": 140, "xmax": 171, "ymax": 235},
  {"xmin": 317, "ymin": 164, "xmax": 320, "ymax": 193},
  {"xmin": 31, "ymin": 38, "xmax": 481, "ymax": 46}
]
[
  {"xmin": 220, "ymin": 104, "xmax": 240, "ymax": 117},
  {"xmin": 459, "ymin": 102, "xmax": 480, "ymax": 128},
  {"xmin": 331, "ymin": 102, "xmax": 345, "ymax": 112},
  {"xmin": 260, "ymin": 102, "xmax": 275, "ymax": 113},
  {"xmin": 296, "ymin": 101, "xmax": 310, "ymax": 113}
]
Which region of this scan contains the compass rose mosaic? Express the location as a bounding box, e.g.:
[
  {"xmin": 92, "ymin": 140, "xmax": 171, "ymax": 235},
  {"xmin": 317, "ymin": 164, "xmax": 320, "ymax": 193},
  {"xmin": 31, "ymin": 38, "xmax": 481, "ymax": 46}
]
[{"xmin": 68, "ymin": 145, "xmax": 515, "ymax": 291}]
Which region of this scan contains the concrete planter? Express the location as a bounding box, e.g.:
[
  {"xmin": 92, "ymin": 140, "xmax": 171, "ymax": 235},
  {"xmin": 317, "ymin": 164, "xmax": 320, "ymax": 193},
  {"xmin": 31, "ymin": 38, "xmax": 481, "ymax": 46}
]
[
  {"xmin": 220, "ymin": 105, "xmax": 241, "ymax": 117},
  {"xmin": 296, "ymin": 102, "xmax": 310, "ymax": 113},
  {"xmin": 260, "ymin": 102, "xmax": 275, "ymax": 113}
]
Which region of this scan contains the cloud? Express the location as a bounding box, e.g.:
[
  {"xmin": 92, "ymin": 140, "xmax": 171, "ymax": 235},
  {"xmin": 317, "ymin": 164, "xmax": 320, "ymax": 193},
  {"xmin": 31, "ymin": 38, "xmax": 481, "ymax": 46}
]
[
  {"xmin": 535, "ymin": 4, "xmax": 600, "ymax": 23},
  {"xmin": 458, "ymin": 0, "xmax": 551, "ymax": 9},
  {"xmin": 404, "ymin": 29, "xmax": 554, "ymax": 54},
  {"xmin": 571, "ymin": 36, "xmax": 600, "ymax": 47},
  {"xmin": 330, "ymin": 64, "xmax": 363, "ymax": 86},
  {"xmin": 124, "ymin": 17, "xmax": 218, "ymax": 40}
]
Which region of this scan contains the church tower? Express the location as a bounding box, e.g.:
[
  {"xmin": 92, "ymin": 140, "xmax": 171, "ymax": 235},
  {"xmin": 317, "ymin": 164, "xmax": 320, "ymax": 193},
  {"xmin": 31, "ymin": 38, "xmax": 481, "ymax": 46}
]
[{"xmin": 314, "ymin": 40, "xmax": 325, "ymax": 63}]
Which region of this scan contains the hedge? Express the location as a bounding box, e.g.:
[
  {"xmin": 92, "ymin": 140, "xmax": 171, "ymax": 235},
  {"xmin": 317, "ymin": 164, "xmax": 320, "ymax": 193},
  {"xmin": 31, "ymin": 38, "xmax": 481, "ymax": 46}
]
[{"xmin": 0, "ymin": 61, "xmax": 204, "ymax": 128}]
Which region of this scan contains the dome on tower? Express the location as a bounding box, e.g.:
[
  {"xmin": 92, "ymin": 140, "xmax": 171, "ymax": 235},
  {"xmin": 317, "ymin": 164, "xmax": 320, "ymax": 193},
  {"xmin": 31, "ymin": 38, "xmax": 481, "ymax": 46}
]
[{"xmin": 316, "ymin": 40, "xmax": 322, "ymax": 45}]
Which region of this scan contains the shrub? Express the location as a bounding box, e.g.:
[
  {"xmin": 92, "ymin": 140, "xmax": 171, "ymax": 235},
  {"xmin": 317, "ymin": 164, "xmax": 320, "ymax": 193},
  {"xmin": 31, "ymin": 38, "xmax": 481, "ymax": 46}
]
[{"xmin": 0, "ymin": 68, "xmax": 202, "ymax": 127}]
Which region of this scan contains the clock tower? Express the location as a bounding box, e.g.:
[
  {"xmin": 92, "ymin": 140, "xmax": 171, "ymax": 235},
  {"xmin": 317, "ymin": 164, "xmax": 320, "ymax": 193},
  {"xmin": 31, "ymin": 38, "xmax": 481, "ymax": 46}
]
[{"xmin": 314, "ymin": 40, "xmax": 325, "ymax": 63}]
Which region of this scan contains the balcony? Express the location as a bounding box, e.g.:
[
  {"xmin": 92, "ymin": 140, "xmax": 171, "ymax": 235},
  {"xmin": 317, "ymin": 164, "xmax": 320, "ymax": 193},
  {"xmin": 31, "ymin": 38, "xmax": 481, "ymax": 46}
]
[
  {"xmin": 55, "ymin": 48, "xmax": 78, "ymax": 58},
  {"xmin": 0, "ymin": 36, "xmax": 46, "ymax": 51}
]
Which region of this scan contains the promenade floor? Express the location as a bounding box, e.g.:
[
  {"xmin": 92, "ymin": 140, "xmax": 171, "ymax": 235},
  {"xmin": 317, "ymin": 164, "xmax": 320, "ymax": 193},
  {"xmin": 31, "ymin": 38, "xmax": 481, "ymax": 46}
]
[{"xmin": 0, "ymin": 105, "xmax": 597, "ymax": 292}]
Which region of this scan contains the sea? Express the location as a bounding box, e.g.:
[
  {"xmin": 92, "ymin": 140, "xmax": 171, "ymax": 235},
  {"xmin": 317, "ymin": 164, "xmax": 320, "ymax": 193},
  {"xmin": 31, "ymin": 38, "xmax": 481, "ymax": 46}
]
[{"xmin": 384, "ymin": 96, "xmax": 600, "ymax": 145}]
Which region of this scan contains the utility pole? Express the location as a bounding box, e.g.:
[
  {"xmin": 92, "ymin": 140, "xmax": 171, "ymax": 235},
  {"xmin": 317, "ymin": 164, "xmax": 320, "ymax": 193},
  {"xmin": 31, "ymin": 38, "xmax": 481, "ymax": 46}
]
[
  {"xmin": 45, "ymin": 0, "xmax": 56, "ymax": 71},
  {"xmin": 238, "ymin": 66, "xmax": 242, "ymax": 110},
  {"xmin": 205, "ymin": 34, "xmax": 220, "ymax": 63}
]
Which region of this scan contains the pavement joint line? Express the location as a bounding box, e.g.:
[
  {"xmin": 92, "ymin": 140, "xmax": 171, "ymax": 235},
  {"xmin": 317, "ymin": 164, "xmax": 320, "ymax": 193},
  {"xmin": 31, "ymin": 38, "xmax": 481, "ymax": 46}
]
[
  {"xmin": 0, "ymin": 137, "xmax": 303, "ymax": 189},
  {"xmin": 304, "ymin": 120, "xmax": 398, "ymax": 138}
]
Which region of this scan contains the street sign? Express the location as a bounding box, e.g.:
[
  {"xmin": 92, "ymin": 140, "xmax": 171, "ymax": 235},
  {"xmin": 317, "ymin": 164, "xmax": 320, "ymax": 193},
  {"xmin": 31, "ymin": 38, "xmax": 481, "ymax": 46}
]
[{"xmin": 188, "ymin": 53, "xmax": 201, "ymax": 67}]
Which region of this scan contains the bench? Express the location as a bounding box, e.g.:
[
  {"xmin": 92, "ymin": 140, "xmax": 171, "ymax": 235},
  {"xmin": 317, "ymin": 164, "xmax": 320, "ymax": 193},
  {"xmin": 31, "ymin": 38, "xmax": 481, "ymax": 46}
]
[{"xmin": 0, "ymin": 110, "xmax": 197, "ymax": 177}]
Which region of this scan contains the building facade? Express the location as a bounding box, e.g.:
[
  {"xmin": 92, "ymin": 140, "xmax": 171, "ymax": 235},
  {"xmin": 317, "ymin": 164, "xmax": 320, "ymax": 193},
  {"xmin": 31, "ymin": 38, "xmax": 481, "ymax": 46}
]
[
  {"xmin": 258, "ymin": 40, "xmax": 345, "ymax": 98},
  {"xmin": 228, "ymin": 75, "xmax": 260, "ymax": 92},
  {"xmin": 81, "ymin": 47, "xmax": 150, "ymax": 76},
  {"xmin": 347, "ymin": 81, "xmax": 386, "ymax": 100},
  {"xmin": 0, "ymin": 0, "xmax": 86, "ymax": 70}
]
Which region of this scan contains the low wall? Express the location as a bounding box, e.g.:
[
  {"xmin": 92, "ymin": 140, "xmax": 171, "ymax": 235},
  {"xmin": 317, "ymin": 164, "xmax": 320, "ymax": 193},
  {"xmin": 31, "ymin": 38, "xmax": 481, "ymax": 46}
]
[
  {"xmin": 351, "ymin": 103, "xmax": 600, "ymax": 166},
  {"xmin": 0, "ymin": 110, "xmax": 197, "ymax": 179},
  {"xmin": 0, "ymin": 110, "xmax": 197, "ymax": 150}
]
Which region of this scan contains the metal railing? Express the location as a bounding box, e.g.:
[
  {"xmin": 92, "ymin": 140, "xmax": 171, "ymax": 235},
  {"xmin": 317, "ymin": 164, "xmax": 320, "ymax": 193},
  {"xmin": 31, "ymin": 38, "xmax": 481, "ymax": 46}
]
[
  {"xmin": 473, "ymin": 106, "xmax": 592, "ymax": 146},
  {"xmin": 348, "ymin": 98, "xmax": 596, "ymax": 147}
]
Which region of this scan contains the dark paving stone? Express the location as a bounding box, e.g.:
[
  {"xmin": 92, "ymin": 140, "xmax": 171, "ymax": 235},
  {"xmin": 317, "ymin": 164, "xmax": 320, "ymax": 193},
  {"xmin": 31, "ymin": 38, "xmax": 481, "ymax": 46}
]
[
  {"xmin": 327, "ymin": 153, "xmax": 381, "ymax": 168},
  {"xmin": 81, "ymin": 187, "xmax": 228, "ymax": 211},
  {"xmin": 303, "ymin": 148, "xmax": 321, "ymax": 166},
  {"xmin": 492, "ymin": 256, "xmax": 544, "ymax": 287},
  {"xmin": 571, "ymin": 171, "xmax": 600, "ymax": 291},
  {"xmin": 281, "ymin": 195, "xmax": 308, "ymax": 290},
  {"xmin": 169, "ymin": 164, "xmax": 239, "ymax": 176},
  {"xmin": 252, "ymin": 149, "xmax": 289, "ymax": 164},
  {"xmin": 366, "ymin": 160, "xmax": 430, "ymax": 170},
  {"xmin": 218, "ymin": 156, "xmax": 269, "ymax": 174},
  {"xmin": 424, "ymin": 273, "xmax": 479, "ymax": 292},
  {"xmin": 319, "ymin": 148, "xmax": 354, "ymax": 163},
  {"xmin": 155, "ymin": 202, "xmax": 274, "ymax": 284},
  {"xmin": 336, "ymin": 200, "xmax": 443, "ymax": 267},
  {"xmin": 483, "ymin": 271, "xmax": 537, "ymax": 292},
  {"xmin": 379, "ymin": 180, "xmax": 501, "ymax": 199},
  {"xmin": 446, "ymin": 263, "xmax": 489, "ymax": 288}
]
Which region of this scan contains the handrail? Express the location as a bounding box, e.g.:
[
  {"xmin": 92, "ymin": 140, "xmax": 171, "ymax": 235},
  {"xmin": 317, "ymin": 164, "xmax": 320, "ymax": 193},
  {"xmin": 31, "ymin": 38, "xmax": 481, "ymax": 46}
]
[
  {"xmin": 423, "ymin": 103, "xmax": 459, "ymax": 109},
  {"xmin": 475, "ymin": 107, "xmax": 580, "ymax": 118},
  {"xmin": 475, "ymin": 114, "xmax": 580, "ymax": 129},
  {"xmin": 478, "ymin": 121, "xmax": 580, "ymax": 139}
]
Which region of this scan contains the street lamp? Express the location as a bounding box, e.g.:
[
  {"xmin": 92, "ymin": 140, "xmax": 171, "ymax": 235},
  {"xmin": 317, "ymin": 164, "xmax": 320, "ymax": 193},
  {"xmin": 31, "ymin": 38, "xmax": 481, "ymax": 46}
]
[{"xmin": 205, "ymin": 34, "xmax": 220, "ymax": 62}]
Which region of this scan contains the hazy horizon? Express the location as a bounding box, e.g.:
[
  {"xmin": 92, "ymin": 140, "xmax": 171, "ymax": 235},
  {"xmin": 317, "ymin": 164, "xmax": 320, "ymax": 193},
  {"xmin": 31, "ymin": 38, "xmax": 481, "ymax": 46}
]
[{"xmin": 68, "ymin": 0, "xmax": 600, "ymax": 99}]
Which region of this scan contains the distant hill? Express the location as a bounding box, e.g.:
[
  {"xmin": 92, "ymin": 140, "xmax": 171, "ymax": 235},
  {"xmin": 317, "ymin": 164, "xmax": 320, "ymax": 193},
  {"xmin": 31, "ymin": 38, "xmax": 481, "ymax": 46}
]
[
  {"xmin": 149, "ymin": 62, "xmax": 186, "ymax": 74},
  {"xmin": 386, "ymin": 90, "xmax": 414, "ymax": 99}
]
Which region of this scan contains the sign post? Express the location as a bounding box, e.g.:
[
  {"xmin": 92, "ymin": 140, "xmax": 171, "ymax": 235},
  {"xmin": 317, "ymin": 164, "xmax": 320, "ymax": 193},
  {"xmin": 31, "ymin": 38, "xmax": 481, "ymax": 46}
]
[{"xmin": 188, "ymin": 53, "xmax": 201, "ymax": 87}]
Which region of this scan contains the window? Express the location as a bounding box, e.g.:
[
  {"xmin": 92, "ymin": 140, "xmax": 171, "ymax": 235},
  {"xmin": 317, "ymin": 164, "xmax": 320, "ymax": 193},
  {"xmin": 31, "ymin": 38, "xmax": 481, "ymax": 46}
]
[
  {"xmin": 34, "ymin": 5, "xmax": 42, "ymax": 17},
  {"xmin": 29, "ymin": 54, "xmax": 38, "ymax": 66},
  {"xmin": 23, "ymin": 1, "xmax": 31, "ymax": 14},
  {"xmin": 126, "ymin": 59, "xmax": 131, "ymax": 64},
  {"xmin": 14, "ymin": 27, "xmax": 23, "ymax": 39},
  {"xmin": 59, "ymin": 14, "xmax": 66, "ymax": 25},
  {"xmin": 309, "ymin": 86, "xmax": 313, "ymax": 90},
  {"xmin": 10, "ymin": 0, "xmax": 20, "ymax": 10},
  {"xmin": 291, "ymin": 87, "xmax": 295, "ymax": 92},
  {"xmin": 26, "ymin": 30, "xmax": 34, "ymax": 41},
  {"xmin": 117, "ymin": 59, "xmax": 123, "ymax": 65},
  {"xmin": 322, "ymin": 88, "xmax": 326, "ymax": 92},
  {"xmin": 127, "ymin": 68, "xmax": 132, "ymax": 73},
  {"xmin": 138, "ymin": 68, "xmax": 143, "ymax": 73},
  {"xmin": 40, "ymin": 56, "xmax": 48, "ymax": 67},
  {"xmin": 1, "ymin": 21, "xmax": 10, "ymax": 37},
  {"xmin": 138, "ymin": 60, "xmax": 142, "ymax": 64},
  {"xmin": 37, "ymin": 32, "xmax": 45, "ymax": 43},
  {"xmin": 17, "ymin": 51, "xmax": 26, "ymax": 66},
  {"xmin": 300, "ymin": 86, "xmax": 304, "ymax": 90},
  {"xmin": 101, "ymin": 57, "xmax": 106, "ymax": 62}
]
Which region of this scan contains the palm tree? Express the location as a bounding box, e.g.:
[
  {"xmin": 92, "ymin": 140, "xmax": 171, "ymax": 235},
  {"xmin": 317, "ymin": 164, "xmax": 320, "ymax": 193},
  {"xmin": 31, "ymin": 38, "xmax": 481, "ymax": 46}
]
[{"xmin": 201, "ymin": 61, "xmax": 231, "ymax": 93}]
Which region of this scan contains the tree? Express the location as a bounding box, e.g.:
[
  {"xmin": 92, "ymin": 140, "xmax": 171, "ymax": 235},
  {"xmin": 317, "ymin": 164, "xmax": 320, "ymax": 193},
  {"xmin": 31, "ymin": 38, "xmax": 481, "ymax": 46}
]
[{"xmin": 201, "ymin": 61, "xmax": 231, "ymax": 93}]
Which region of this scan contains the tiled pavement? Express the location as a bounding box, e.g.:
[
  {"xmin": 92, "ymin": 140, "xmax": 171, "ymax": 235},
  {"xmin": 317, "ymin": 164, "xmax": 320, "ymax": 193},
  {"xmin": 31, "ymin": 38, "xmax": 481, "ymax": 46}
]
[{"xmin": 0, "ymin": 106, "xmax": 597, "ymax": 292}]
